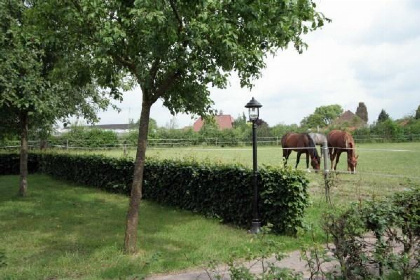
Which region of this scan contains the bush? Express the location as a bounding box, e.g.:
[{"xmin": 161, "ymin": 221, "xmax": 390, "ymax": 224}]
[
  {"xmin": 52, "ymin": 126, "xmax": 119, "ymax": 148},
  {"xmin": 38, "ymin": 153, "xmax": 133, "ymax": 194},
  {"xmin": 322, "ymin": 186, "xmax": 420, "ymax": 279},
  {"xmin": 1, "ymin": 153, "xmax": 309, "ymax": 235},
  {"xmin": 0, "ymin": 153, "xmax": 39, "ymax": 175}
]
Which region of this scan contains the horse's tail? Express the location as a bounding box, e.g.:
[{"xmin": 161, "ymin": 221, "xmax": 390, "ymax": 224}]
[{"xmin": 281, "ymin": 132, "xmax": 291, "ymax": 147}]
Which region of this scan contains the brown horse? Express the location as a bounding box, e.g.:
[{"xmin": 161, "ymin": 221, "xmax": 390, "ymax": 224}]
[
  {"xmin": 327, "ymin": 130, "xmax": 358, "ymax": 173},
  {"xmin": 281, "ymin": 132, "xmax": 320, "ymax": 171}
]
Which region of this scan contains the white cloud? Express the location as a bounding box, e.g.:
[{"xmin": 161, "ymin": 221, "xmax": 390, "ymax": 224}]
[{"xmin": 95, "ymin": 0, "xmax": 420, "ymax": 128}]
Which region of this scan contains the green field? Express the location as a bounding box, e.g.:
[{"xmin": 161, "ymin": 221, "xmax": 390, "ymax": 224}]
[{"xmin": 83, "ymin": 141, "xmax": 420, "ymax": 203}]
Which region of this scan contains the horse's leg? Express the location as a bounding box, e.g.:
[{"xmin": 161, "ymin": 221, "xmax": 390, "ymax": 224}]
[
  {"xmin": 282, "ymin": 149, "xmax": 287, "ymax": 166},
  {"xmin": 347, "ymin": 150, "xmax": 353, "ymax": 172},
  {"xmin": 329, "ymin": 148, "xmax": 336, "ymax": 170},
  {"xmin": 295, "ymin": 151, "xmax": 302, "ymax": 169},
  {"xmin": 334, "ymin": 150, "xmax": 342, "ymax": 170},
  {"xmin": 305, "ymin": 151, "xmax": 310, "ymax": 170},
  {"xmin": 283, "ymin": 149, "xmax": 290, "ymax": 166}
]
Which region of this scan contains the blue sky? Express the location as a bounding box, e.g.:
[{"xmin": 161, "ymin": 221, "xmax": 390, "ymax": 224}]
[{"xmin": 95, "ymin": 0, "xmax": 420, "ymax": 128}]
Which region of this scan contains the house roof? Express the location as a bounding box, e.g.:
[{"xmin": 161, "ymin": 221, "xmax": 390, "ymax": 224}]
[
  {"xmin": 337, "ymin": 110, "xmax": 358, "ymax": 123},
  {"xmin": 333, "ymin": 110, "xmax": 366, "ymax": 128},
  {"xmin": 193, "ymin": 115, "xmax": 234, "ymax": 132}
]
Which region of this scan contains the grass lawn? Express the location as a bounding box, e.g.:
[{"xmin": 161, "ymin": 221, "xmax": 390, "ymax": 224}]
[
  {"xmin": 0, "ymin": 174, "xmax": 324, "ymax": 280},
  {"xmin": 2, "ymin": 142, "xmax": 418, "ymax": 279},
  {"xmin": 79, "ymin": 142, "xmax": 420, "ymax": 202}
]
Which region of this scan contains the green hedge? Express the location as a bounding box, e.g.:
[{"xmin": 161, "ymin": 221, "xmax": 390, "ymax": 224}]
[
  {"xmin": 0, "ymin": 153, "xmax": 39, "ymax": 175},
  {"xmin": 0, "ymin": 153, "xmax": 309, "ymax": 234}
]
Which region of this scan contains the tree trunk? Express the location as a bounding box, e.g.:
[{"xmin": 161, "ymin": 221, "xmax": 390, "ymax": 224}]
[
  {"xmin": 124, "ymin": 100, "xmax": 151, "ymax": 254},
  {"xmin": 19, "ymin": 111, "xmax": 29, "ymax": 197}
]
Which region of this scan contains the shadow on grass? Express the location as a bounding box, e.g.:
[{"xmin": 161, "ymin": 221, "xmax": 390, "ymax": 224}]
[{"xmin": 0, "ymin": 174, "xmax": 234, "ymax": 279}]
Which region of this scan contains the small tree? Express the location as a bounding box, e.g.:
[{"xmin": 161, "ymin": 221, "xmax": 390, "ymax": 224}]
[
  {"xmin": 415, "ymin": 105, "xmax": 420, "ymax": 120},
  {"xmin": 377, "ymin": 109, "xmax": 390, "ymax": 123},
  {"xmin": 40, "ymin": 0, "xmax": 329, "ymax": 253},
  {"xmin": 0, "ymin": 1, "xmax": 115, "ymax": 196}
]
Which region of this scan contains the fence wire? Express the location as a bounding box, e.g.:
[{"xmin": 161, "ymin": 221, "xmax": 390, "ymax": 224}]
[{"xmin": 1, "ymin": 140, "xmax": 419, "ymax": 181}]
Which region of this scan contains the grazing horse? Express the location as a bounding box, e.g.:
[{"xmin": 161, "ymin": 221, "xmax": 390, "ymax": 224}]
[
  {"xmin": 281, "ymin": 132, "xmax": 320, "ymax": 171},
  {"xmin": 308, "ymin": 132, "xmax": 327, "ymax": 156},
  {"xmin": 327, "ymin": 130, "xmax": 358, "ymax": 173}
]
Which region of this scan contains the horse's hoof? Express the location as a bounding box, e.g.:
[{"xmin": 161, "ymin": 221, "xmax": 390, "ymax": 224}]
[{"xmin": 307, "ymin": 169, "xmax": 311, "ymax": 173}]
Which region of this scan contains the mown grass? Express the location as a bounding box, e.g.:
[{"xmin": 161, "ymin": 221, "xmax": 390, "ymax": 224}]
[
  {"xmin": 0, "ymin": 174, "xmax": 324, "ymax": 280},
  {"xmin": 2, "ymin": 142, "xmax": 418, "ymax": 278},
  {"xmin": 87, "ymin": 141, "xmax": 420, "ymax": 202}
]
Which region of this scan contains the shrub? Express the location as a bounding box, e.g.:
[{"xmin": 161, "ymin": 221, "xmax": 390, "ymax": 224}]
[
  {"xmin": 0, "ymin": 153, "xmax": 309, "ymax": 235},
  {"xmin": 322, "ymin": 186, "xmax": 420, "ymax": 279},
  {"xmin": 0, "ymin": 153, "xmax": 39, "ymax": 175}
]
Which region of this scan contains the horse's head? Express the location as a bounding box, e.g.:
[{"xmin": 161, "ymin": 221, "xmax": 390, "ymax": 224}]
[
  {"xmin": 310, "ymin": 155, "xmax": 321, "ymax": 172},
  {"xmin": 347, "ymin": 155, "xmax": 358, "ymax": 173}
]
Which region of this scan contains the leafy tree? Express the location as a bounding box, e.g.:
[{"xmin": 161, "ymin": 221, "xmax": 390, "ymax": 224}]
[
  {"xmin": 255, "ymin": 119, "xmax": 272, "ymax": 138},
  {"xmin": 233, "ymin": 113, "xmax": 248, "ymax": 130},
  {"xmin": 0, "ymin": 1, "xmax": 114, "ymax": 196},
  {"xmin": 356, "ymin": 102, "xmax": 368, "ymax": 123},
  {"xmin": 372, "ymin": 119, "xmax": 401, "ymax": 140},
  {"xmin": 39, "ymin": 0, "xmax": 329, "ymax": 253},
  {"xmin": 301, "ymin": 104, "xmax": 343, "ymax": 128},
  {"xmin": 271, "ymin": 123, "xmax": 300, "ymax": 138},
  {"xmin": 377, "ymin": 109, "xmax": 390, "ymax": 123},
  {"xmin": 231, "ymin": 113, "xmax": 251, "ymax": 140},
  {"xmin": 415, "ymin": 105, "xmax": 420, "ymax": 120}
]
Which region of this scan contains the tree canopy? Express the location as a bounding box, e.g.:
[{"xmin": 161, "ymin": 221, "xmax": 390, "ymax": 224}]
[
  {"xmin": 300, "ymin": 104, "xmax": 343, "ymax": 128},
  {"xmin": 35, "ymin": 0, "xmax": 329, "ymax": 117},
  {"xmin": 0, "ymin": 0, "xmax": 117, "ymax": 195}
]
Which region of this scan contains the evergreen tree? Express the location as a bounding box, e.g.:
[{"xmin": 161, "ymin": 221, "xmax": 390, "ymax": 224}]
[
  {"xmin": 377, "ymin": 109, "xmax": 390, "ymax": 123},
  {"xmin": 356, "ymin": 102, "xmax": 368, "ymax": 123},
  {"xmin": 415, "ymin": 105, "xmax": 420, "ymax": 120}
]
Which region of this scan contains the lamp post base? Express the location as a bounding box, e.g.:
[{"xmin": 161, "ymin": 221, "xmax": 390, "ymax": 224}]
[{"xmin": 249, "ymin": 220, "xmax": 261, "ymax": 234}]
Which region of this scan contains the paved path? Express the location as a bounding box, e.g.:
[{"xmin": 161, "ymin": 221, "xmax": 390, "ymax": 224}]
[{"xmin": 145, "ymin": 249, "xmax": 337, "ymax": 280}]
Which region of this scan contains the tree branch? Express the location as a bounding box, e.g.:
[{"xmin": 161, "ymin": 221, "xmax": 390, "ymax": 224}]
[
  {"xmin": 112, "ymin": 54, "xmax": 137, "ymax": 76},
  {"xmin": 152, "ymin": 69, "xmax": 181, "ymax": 103},
  {"xmin": 168, "ymin": 0, "xmax": 183, "ymax": 33},
  {"xmin": 149, "ymin": 58, "xmax": 160, "ymax": 89}
]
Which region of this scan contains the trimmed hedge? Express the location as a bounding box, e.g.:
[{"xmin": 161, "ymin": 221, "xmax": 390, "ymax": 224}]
[
  {"xmin": 0, "ymin": 153, "xmax": 309, "ymax": 234},
  {"xmin": 0, "ymin": 153, "xmax": 39, "ymax": 175}
]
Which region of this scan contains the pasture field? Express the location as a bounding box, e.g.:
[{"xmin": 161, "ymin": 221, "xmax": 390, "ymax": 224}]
[{"xmin": 81, "ymin": 141, "xmax": 420, "ymax": 203}]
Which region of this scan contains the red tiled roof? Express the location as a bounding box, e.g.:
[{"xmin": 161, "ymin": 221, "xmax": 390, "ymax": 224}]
[{"xmin": 193, "ymin": 115, "xmax": 234, "ymax": 132}]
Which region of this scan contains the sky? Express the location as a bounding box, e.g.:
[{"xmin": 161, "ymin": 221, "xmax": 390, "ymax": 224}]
[{"xmin": 94, "ymin": 0, "xmax": 420, "ymax": 129}]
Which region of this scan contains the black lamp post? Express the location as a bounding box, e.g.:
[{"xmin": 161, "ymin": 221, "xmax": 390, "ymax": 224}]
[{"xmin": 245, "ymin": 97, "xmax": 262, "ymax": 234}]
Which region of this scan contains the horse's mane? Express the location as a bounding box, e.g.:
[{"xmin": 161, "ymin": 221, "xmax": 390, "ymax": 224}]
[
  {"xmin": 305, "ymin": 133, "xmax": 320, "ymax": 159},
  {"xmin": 345, "ymin": 133, "xmax": 356, "ymax": 157}
]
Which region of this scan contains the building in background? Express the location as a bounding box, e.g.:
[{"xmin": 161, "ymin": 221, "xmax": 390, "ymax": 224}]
[{"xmin": 193, "ymin": 114, "xmax": 234, "ymax": 132}]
